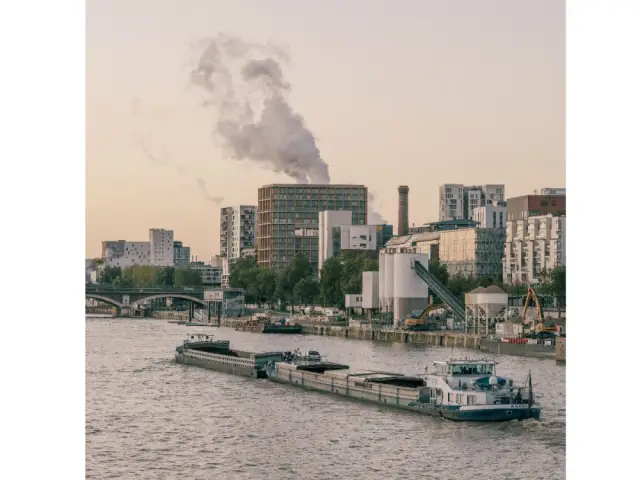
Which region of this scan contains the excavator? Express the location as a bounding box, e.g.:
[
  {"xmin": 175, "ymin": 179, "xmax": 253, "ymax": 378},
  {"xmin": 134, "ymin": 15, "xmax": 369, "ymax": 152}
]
[
  {"xmin": 404, "ymin": 304, "xmax": 449, "ymax": 331},
  {"xmin": 522, "ymin": 287, "xmax": 559, "ymax": 335}
]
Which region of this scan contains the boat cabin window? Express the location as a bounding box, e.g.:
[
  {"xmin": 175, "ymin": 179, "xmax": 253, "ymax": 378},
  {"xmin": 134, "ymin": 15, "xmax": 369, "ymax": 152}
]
[
  {"xmin": 309, "ymin": 351, "xmax": 320, "ymax": 356},
  {"xmin": 449, "ymin": 363, "xmax": 495, "ymax": 375}
]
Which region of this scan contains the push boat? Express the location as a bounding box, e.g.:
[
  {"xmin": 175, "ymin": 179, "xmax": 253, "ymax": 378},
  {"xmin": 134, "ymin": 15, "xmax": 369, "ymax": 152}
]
[
  {"xmin": 265, "ymin": 355, "xmax": 541, "ymax": 422},
  {"xmin": 175, "ymin": 333, "xmax": 283, "ymax": 378}
]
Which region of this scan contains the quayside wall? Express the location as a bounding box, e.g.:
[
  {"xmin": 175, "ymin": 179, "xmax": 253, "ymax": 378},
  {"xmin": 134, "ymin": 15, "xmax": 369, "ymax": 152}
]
[{"xmin": 152, "ymin": 311, "xmax": 563, "ymax": 360}]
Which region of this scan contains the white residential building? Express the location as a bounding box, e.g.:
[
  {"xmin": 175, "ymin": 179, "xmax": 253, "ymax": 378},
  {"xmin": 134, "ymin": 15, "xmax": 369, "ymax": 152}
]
[
  {"xmin": 339, "ymin": 225, "xmax": 378, "ymax": 251},
  {"xmin": 439, "ymin": 184, "xmax": 505, "ymax": 221},
  {"xmin": 318, "ymin": 210, "xmax": 353, "ymax": 268},
  {"xmin": 540, "ymin": 187, "xmax": 566, "ymax": 195},
  {"xmin": 472, "ymin": 202, "xmax": 507, "ymax": 229},
  {"xmin": 503, "ymin": 214, "xmax": 566, "ymax": 285},
  {"xmin": 220, "ymin": 206, "xmax": 257, "ymax": 259},
  {"xmin": 149, "ymin": 229, "xmax": 174, "ymax": 266},
  {"xmin": 104, "ymin": 241, "xmax": 150, "ymax": 268}
]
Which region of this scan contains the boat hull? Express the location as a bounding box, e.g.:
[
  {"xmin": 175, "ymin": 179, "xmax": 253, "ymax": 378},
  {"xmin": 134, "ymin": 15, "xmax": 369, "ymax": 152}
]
[
  {"xmin": 262, "ymin": 325, "xmax": 303, "ymax": 334},
  {"xmin": 266, "ymin": 366, "xmax": 541, "ymax": 422},
  {"xmin": 175, "ymin": 351, "xmax": 263, "ymax": 378}
]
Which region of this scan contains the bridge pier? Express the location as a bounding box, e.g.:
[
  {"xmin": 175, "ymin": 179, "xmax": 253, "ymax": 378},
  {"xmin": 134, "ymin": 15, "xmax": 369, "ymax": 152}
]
[
  {"xmin": 188, "ymin": 302, "xmax": 193, "ymax": 322},
  {"xmin": 207, "ymin": 302, "xmax": 212, "ymax": 322}
]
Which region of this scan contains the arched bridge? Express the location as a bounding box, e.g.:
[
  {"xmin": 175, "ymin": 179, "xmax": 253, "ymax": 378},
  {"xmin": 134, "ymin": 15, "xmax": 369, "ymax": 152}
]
[{"xmin": 85, "ymin": 285, "xmax": 208, "ymax": 309}]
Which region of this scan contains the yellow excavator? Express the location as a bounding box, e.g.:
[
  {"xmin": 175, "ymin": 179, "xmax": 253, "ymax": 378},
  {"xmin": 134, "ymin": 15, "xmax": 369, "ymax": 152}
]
[
  {"xmin": 522, "ymin": 287, "xmax": 558, "ymax": 334},
  {"xmin": 404, "ymin": 304, "xmax": 448, "ymax": 331}
]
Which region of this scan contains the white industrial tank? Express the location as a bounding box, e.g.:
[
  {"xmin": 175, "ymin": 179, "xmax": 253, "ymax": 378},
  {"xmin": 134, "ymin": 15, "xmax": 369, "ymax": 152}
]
[
  {"xmin": 384, "ymin": 253, "xmax": 395, "ymax": 308},
  {"xmin": 378, "ymin": 251, "xmax": 386, "ymax": 310},
  {"xmin": 391, "ymin": 253, "xmax": 430, "ymax": 326}
]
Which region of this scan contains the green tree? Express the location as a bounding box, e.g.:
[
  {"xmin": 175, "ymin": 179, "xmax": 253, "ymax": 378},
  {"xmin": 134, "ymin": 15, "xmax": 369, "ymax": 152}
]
[
  {"xmin": 340, "ymin": 251, "xmax": 379, "ymax": 294},
  {"xmin": 174, "ymin": 267, "xmax": 202, "ymax": 287},
  {"xmin": 155, "ymin": 267, "xmax": 175, "ymax": 287},
  {"xmin": 229, "ymin": 256, "xmax": 258, "ymax": 289},
  {"xmin": 319, "ymin": 257, "xmax": 344, "ymax": 308},
  {"xmin": 256, "ymin": 269, "xmax": 278, "ymax": 308},
  {"xmin": 294, "ymin": 278, "xmax": 319, "ymax": 306},
  {"xmin": 100, "ymin": 266, "xmax": 121, "ymax": 284}
]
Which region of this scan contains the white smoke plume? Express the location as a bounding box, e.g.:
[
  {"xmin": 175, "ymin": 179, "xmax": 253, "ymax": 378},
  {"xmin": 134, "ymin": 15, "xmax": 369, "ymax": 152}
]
[
  {"xmin": 368, "ymin": 192, "xmax": 387, "ymax": 225},
  {"xmin": 189, "ymin": 34, "xmax": 331, "ymax": 184}
]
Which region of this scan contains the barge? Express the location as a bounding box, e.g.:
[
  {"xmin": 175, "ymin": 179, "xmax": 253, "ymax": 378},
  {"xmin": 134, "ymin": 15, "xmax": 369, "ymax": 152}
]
[
  {"xmin": 235, "ymin": 315, "xmax": 303, "ymax": 334},
  {"xmin": 265, "ymin": 354, "xmax": 541, "ymax": 422},
  {"xmin": 175, "ymin": 333, "xmax": 283, "ymax": 378}
]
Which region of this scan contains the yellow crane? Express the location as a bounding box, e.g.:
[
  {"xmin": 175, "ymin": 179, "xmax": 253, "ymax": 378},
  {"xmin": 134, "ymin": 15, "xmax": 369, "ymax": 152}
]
[{"xmin": 522, "ymin": 287, "xmax": 558, "ymax": 334}]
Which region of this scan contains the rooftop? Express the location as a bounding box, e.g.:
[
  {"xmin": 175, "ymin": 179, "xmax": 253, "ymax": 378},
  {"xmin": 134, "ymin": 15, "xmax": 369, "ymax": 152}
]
[{"xmin": 260, "ymin": 184, "xmax": 367, "ymax": 188}]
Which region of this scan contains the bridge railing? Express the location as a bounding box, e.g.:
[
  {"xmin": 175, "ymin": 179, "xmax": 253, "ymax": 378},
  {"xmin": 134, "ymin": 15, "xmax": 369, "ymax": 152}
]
[{"xmin": 85, "ymin": 285, "xmax": 206, "ymax": 293}]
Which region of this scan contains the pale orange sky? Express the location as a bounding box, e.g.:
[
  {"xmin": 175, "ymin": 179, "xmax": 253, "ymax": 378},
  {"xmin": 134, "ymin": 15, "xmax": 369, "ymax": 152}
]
[{"xmin": 86, "ymin": 0, "xmax": 565, "ymax": 259}]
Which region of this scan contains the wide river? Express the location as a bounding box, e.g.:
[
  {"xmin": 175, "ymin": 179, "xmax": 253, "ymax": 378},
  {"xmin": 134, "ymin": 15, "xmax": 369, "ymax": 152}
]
[{"xmin": 86, "ymin": 317, "xmax": 565, "ymax": 480}]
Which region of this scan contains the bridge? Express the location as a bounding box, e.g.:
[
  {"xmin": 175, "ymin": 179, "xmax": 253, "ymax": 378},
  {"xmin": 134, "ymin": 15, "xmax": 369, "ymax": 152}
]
[{"xmin": 85, "ymin": 285, "xmax": 208, "ymax": 309}]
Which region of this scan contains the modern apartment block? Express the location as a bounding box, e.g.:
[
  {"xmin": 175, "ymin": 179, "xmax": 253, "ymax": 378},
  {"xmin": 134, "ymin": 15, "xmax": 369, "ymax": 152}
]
[
  {"xmin": 503, "ymin": 214, "xmax": 566, "ymax": 285},
  {"xmin": 149, "ymin": 229, "xmax": 174, "ymax": 266},
  {"xmin": 439, "ymin": 184, "xmax": 505, "ymax": 221},
  {"xmin": 318, "ymin": 210, "xmax": 353, "ymax": 268},
  {"xmin": 257, "ymin": 184, "xmax": 368, "ymax": 272},
  {"xmin": 173, "ymin": 241, "xmax": 191, "ymax": 267},
  {"xmin": 104, "ymin": 241, "xmax": 150, "ymax": 268},
  {"xmin": 220, "ymin": 206, "xmax": 257, "ymax": 259},
  {"xmin": 506, "ymin": 195, "xmax": 566, "ymax": 222},
  {"xmin": 472, "ymin": 201, "xmax": 507, "ymax": 229},
  {"xmin": 189, "ymin": 261, "xmax": 222, "ymax": 286}
]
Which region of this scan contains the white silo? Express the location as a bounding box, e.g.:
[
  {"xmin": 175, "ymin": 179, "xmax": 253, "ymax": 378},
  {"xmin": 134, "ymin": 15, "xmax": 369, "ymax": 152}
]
[
  {"xmin": 378, "ymin": 251, "xmax": 386, "ymax": 310},
  {"xmin": 384, "ymin": 252, "xmax": 395, "ymax": 312},
  {"xmin": 392, "ymin": 253, "xmax": 430, "ymax": 327}
]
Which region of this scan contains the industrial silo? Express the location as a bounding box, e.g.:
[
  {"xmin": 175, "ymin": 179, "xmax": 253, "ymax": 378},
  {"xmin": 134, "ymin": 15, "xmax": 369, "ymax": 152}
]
[
  {"xmin": 378, "ymin": 251, "xmax": 386, "ymax": 311},
  {"xmin": 392, "ymin": 253, "xmax": 430, "ymax": 327},
  {"xmin": 384, "ymin": 252, "xmax": 395, "ymax": 313}
]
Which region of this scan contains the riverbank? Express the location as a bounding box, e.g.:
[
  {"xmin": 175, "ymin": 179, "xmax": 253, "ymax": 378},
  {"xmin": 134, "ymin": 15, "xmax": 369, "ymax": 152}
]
[{"xmin": 150, "ymin": 311, "xmax": 563, "ymax": 360}]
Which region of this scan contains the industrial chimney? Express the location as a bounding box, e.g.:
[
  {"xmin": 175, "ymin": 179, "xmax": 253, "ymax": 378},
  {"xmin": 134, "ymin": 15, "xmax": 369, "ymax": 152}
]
[{"xmin": 398, "ymin": 185, "xmax": 409, "ymax": 236}]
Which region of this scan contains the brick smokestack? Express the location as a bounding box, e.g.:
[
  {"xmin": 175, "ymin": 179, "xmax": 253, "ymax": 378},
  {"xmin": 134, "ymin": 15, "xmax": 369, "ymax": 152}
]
[{"xmin": 398, "ymin": 185, "xmax": 409, "ymax": 236}]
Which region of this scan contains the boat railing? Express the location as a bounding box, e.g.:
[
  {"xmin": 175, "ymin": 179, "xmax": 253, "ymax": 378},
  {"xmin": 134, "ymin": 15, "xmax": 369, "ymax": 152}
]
[{"xmin": 184, "ymin": 349, "xmax": 257, "ymax": 367}]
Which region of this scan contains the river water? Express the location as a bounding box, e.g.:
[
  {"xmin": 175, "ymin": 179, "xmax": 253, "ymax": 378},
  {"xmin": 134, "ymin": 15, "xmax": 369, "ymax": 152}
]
[{"xmin": 86, "ymin": 317, "xmax": 565, "ymax": 480}]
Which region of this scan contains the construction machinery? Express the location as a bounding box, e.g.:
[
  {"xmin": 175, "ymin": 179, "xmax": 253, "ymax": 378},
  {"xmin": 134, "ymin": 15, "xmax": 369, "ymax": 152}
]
[
  {"xmin": 403, "ymin": 304, "xmax": 449, "ymax": 331},
  {"xmin": 522, "ymin": 287, "xmax": 559, "ymax": 334}
]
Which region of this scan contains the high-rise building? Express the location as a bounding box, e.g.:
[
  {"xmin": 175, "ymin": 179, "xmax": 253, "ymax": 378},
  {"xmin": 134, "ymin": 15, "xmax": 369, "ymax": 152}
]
[
  {"xmin": 173, "ymin": 241, "xmax": 191, "ymax": 267},
  {"xmin": 503, "ymin": 214, "xmax": 566, "ymax": 285},
  {"xmin": 220, "ymin": 206, "xmax": 257, "ymax": 259},
  {"xmin": 257, "ymin": 184, "xmax": 368, "ymax": 272},
  {"xmin": 318, "ymin": 210, "xmax": 353, "ymax": 268},
  {"xmin": 149, "ymin": 229, "xmax": 174, "ymax": 266},
  {"xmin": 376, "ymin": 224, "xmax": 394, "ymax": 249},
  {"xmin": 439, "ymin": 184, "xmax": 505, "ymax": 221},
  {"xmin": 397, "ymin": 186, "xmax": 409, "ymax": 236},
  {"xmin": 104, "ymin": 241, "xmax": 150, "ymax": 268},
  {"xmin": 472, "ymin": 201, "xmax": 507, "ymax": 229}
]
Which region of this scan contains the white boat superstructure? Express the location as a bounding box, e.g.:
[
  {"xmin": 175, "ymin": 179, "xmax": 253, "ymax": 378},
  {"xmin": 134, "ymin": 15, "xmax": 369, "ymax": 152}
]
[{"xmin": 418, "ymin": 358, "xmax": 540, "ymax": 421}]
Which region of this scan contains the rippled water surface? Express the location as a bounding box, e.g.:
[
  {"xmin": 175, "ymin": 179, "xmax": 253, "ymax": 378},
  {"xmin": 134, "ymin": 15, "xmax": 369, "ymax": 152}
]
[{"xmin": 86, "ymin": 317, "xmax": 565, "ymax": 480}]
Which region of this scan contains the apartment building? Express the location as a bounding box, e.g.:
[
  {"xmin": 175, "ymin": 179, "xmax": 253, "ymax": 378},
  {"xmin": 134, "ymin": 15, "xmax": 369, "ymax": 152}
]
[
  {"xmin": 503, "ymin": 214, "xmax": 566, "ymax": 285},
  {"xmin": 220, "ymin": 206, "xmax": 257, "ymax": 259},
  {"xmin": 257, "ymin": 184, "xmax": 368, "ymax": 272},
  {"xmin": 149, "ymin": 229, "xmax": 174, "ymax": 266},
  {"xmin": 439, "ymin": 184, "xmax": 505, "ymax": 221}
]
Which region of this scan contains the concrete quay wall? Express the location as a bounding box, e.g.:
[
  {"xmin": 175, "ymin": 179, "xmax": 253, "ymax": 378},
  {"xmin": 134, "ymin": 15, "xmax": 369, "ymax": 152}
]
[{"xmin": 556, "ymin": 337, "xmax": 566, "ymax": 364}]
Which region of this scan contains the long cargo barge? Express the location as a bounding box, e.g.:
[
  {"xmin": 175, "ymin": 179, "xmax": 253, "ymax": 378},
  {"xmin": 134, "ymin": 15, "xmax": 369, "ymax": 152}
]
[
  {"xmin": 265, "ymin": 352, "xmax": 541, "ymax": 422},
  {"xmin": 175, "ymin": 334, "xmax": 283, "ymax": 378},
  {"xmin": 234, "ymin": 315, "xmax": 303, "ymax": 334}
]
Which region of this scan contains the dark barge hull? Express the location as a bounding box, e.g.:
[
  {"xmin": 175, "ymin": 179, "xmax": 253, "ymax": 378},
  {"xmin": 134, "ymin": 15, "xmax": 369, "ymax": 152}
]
[{"xmin": 262, "ymin": 325, "xmax": 303, "ymax": 334}]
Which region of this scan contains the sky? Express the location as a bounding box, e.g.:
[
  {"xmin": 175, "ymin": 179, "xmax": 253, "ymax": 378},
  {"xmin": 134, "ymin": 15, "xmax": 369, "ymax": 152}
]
[{"xmin": 86, "ymin": 0, "xmax": 565, "ymax": 260}]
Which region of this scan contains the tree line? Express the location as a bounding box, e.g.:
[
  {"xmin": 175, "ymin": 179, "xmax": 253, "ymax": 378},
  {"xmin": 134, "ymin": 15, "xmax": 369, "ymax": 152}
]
[
  {"xmin": 97, "ymin": 265, "xmax": 202, "ymax": 288},
  {"xmin": 229, "ymin": 251, "xmax": 378, "ymax": 309}
]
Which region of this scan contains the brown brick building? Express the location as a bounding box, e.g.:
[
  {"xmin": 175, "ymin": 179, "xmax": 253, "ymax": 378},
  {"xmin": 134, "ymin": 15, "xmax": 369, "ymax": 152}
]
[{"xmin": 506, "ymin": 195, "xmax": 566, "ymax": 221}]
